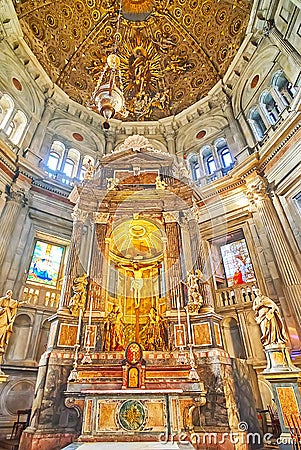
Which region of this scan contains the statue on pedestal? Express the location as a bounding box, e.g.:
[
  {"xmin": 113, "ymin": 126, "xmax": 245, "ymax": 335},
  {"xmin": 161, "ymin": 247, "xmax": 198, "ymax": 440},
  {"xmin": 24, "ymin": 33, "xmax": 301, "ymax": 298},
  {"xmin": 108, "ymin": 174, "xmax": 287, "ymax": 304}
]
[
  {"xmin": 184, "ymin": 269, "xmax": 205, "ymax": 313},
  {"xmin": 68, "ymin": 274, "xmax": 88, "ymax": 316},
  {"xmin": 83, "ymin": 159, "xmax": 95, "ymax": 180},
  {"xmin": 0, "ymin": 290, "xmax": 26, "ymax": 351},
  {"xmin": 253, "ymin": 288, "xmax": 288, "ymax": 346},
  {"xmin": 140, "ymin": 307, "xmax": 168, "ymax": 351},
  {"xmin": 103, "ymin": 305, "xmax": 125, "ymax": 351}
]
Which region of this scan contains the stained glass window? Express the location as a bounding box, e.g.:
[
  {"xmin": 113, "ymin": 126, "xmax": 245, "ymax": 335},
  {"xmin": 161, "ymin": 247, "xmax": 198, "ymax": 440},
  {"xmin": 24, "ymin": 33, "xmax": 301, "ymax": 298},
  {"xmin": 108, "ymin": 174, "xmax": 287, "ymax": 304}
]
[
  {"xmin": 27, "ymin": 241, "xmax": 64, "ymax": 287},
  {"xmin": 220, "ymin": 238, "xmax": 256, "ymax": 287}
]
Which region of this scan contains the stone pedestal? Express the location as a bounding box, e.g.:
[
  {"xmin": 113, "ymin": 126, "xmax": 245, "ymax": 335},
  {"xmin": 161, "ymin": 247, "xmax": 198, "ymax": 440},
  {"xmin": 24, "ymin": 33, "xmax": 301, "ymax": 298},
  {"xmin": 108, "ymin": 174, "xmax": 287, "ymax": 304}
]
[
  {"xmin": 263, "ymin": 344, "xmax": 299, "ymax": 373},
  {"xmin": 189, "ymin": 311, "xmax": 223, "ymax": 349},
  {"xmin": 262, "ymin": 346, "xmax": 301, "ymax": 449},
  {"xmin": 0, "ymin": 350, "xmax": 8, "ymax": 383}
]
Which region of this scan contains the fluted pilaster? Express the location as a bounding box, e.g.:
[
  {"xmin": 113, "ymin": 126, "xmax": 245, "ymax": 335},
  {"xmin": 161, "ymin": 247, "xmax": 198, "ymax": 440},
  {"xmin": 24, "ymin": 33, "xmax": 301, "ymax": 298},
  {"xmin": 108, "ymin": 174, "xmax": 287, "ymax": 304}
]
[
  {"xmin": 246, "ymin": 176, "xmax": 301, "ymax": 331},
  {"xmin": 0, "ymin": 188, "xmax": 26, "ymax": 266},
  {"xmin": 163, "ymin": 211, "xmax": 184, "ymax": 309},
  {"xmin": 90, "ymin": 212, "xmax": 110, "ymax": 312}
]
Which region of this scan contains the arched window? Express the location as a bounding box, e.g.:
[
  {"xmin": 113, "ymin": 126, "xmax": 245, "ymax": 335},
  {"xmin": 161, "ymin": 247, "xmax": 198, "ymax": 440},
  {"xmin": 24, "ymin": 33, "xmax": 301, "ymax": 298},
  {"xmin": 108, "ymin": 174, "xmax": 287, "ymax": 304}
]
[
  {"xmin": 215, "ymin": 138, "xmax": 233, "ymax": 168},
  {"xmin": 46, "ymin": 141, "xmax": 65, "ymax": 173},
  {"xmin": 272, "ymin": 71, "xmax": 297, "ymax": 106},
  {"xmin": 47, "ymin": 152, "xmax": 60, "ymax": 171},
  {"xmin": 0, "ymin": 94, "xmax": 14, "ymax": 129},
  {"xmin": 221, "ymin": 148, "xmax": 233, "ymax": 168},
  {"xmin": 260, "ymin": 91, "xmax": 280, "ymax": 125},
  {"xmin": 248, "ymin": 107, "xmax": 267, "ymax": 141},
  {"xmin": 207, "ymin": 155, "xmax": 216, "ymax": 174},
  {"xmin": 65, "ymin": 148, "xmax": 80, "ymax": 179},
  {"xmin": 63, "ymin": 157, "xmax": 75, "ymax": 178},
  {"xmin": 201, "ymin": 145, "xmax": 216, "ymax": 176},
  {"xmin": 188, "ymin": 154, "xmax": 201, "ymax": 181}
]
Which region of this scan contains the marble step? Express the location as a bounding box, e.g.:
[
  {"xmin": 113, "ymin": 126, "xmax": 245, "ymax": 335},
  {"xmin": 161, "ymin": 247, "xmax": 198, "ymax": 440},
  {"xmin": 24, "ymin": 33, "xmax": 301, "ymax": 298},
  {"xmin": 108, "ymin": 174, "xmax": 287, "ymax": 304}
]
[{"xmin": 63, "ymin": 442, "xmax": 194, "ymax": 449}]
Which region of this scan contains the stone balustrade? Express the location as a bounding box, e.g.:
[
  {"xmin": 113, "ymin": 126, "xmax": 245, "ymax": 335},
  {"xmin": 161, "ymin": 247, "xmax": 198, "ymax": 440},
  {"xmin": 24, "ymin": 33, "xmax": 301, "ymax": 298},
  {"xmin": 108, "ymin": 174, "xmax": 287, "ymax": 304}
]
[
  {"xmin": 215, "ymin": 282, "xmax": 257, "ymax": 309},
  {"xmin": 22, "ymin": 284, "xmax": 61, "ymax": 309}
]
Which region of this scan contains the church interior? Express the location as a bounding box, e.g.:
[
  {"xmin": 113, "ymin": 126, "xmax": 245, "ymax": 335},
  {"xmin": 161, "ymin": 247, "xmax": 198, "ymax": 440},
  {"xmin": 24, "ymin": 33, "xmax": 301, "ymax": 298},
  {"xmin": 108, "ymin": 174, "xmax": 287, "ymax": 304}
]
[{"xmin": 0, "ymin": 0, "xmax": 300, "ymax": 448}]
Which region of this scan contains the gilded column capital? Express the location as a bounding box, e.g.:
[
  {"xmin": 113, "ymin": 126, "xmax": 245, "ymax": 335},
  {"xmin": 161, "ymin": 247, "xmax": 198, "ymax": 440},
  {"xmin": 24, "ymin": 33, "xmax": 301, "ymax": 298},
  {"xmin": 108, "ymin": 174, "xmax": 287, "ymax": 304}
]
[
  {"xmin": 93, "ymin": 212, "xmax": 110, "ymax": 224},
  {"xmin": 163, "ymin": 211, "xmax": 179, "ymax": 223},
  {"xmin": 71, "ymin": 206, "xmax": 89, "ymax": 223},
  {"xmin": 189, "ymin": 198, "xmax": 201, "ymax": 222},
  {"xmin": 6, "ymin": 188, "xmax": 27, "ymax": 206},
  {"xmin": 245, "ymin": 176, "xmax": 270, "ymax": 205}
]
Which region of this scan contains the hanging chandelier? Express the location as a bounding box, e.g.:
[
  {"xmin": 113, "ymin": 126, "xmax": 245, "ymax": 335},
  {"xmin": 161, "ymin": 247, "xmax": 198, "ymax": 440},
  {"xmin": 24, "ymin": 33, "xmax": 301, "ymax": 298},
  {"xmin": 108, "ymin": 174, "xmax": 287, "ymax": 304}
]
[{"xmin": 92, "ymin": 1, "xmax": 128, "ymax": 128}]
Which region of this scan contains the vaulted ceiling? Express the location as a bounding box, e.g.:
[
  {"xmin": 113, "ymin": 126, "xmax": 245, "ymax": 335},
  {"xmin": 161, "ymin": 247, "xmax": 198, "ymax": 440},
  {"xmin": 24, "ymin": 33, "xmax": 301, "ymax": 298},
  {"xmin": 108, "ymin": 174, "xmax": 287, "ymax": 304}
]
[{"xmin": 14, "ymin": 0, "xmax": 252, "ymax": 120}]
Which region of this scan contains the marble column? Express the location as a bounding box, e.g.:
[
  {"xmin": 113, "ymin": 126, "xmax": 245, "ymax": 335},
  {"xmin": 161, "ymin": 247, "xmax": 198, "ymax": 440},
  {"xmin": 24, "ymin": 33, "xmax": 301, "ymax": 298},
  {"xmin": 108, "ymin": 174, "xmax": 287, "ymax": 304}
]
[
  {"xmin": 164, "ymin": 130, "xmax": 176, "ymax": 155},
  {"xmin": 58, "ymin": 208, "xmax": 87, "ymax": 312},
  {"xmin": 105, "ymin": 130, "xmax": 116, "ymax": 154},
  {"xmin": 0, "ymin": 188, "xmax": 26, "ymax": 267},
  {"xmin": 163, "ymin": 211, "xmax": 184, "ymax": 309},
  {"xmin": 246, "ymin": 175, "xmax": 301, "ymax": 334}
]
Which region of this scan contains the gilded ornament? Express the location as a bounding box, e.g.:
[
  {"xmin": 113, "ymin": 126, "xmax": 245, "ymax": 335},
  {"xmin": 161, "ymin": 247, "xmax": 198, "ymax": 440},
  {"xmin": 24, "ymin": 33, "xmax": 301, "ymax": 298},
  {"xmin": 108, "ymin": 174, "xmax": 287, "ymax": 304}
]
[
  {"xmin": 68, "ymin": 274, "xmax": 88, "ymax": 316},
  {"xmin": 15, "ymin": 0, "xmax": 251, "ymax": 120}
]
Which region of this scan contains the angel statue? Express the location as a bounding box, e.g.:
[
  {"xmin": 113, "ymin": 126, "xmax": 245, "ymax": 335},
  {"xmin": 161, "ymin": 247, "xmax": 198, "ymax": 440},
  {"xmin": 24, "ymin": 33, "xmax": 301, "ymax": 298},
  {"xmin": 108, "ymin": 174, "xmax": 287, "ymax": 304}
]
[
  {"xmin": 253, "ymin": 288, "xmax": 288, "ymax": 346},
  {"xmin": 68, "ymin": 274, "xmax": 88, "ymax": 316},
  {"xmin": 83, "ymin": 159, "xmax": 94, "ymax": 180},
  {"xmin": 183, "ymin": 269, "xmax": 205, "ymax": 313},
  {"xmin": 0, "ymin": 290, "xmax": 27, "ymax": 351}
]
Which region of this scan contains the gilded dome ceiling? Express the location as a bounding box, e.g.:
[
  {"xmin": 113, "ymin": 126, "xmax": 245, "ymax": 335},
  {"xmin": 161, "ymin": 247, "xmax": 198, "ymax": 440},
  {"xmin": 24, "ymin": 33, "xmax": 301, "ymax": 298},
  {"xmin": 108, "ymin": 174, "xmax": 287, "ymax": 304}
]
[{"xmin": 14, "ymin": 0, "xmax": 252, "ymax": 121}]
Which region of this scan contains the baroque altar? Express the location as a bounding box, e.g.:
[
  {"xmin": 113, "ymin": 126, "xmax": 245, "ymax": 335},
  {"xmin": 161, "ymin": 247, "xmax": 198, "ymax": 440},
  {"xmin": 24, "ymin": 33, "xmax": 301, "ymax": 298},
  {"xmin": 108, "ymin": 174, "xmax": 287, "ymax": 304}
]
[{"xmin": 20, "ymin": 137, "xmax": 245, "ymax": 450}]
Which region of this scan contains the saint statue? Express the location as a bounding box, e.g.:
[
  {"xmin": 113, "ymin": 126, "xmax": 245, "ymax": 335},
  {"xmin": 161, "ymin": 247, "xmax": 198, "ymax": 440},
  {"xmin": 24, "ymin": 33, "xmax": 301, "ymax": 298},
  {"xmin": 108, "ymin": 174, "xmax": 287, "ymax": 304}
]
[
  {"xmin": 140, "ymin": 307, "xmax": 168, "ymax": 351},
  {"xmin": 103, "ymin": 304, "xmax": 125, "ymax": 351},
  {"xmin": 68, "ymin": 274, "xmax": 88, "ymax": 316},
  {"xmin": 183, "ymin": 269, "xmax": 205, "ymax": 313},
  {"xmin": 253, "ymin": 289, "xmax": 288, "ymax": 346},
  {"xmin": 0, "ymin": 290, "xmax": 26, "ymax": 351},
  {"xmin": 83, "ymin": 159, "xmax": 94, "ymax": 180}
]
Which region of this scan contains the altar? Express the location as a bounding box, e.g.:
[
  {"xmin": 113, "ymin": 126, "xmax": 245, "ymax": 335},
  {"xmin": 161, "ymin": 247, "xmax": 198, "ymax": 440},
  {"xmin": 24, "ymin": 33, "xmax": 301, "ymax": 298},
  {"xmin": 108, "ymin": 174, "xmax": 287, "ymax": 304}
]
[{"xmin": 19, "ymin": 137, "xmax": 245, "ymax": 450}]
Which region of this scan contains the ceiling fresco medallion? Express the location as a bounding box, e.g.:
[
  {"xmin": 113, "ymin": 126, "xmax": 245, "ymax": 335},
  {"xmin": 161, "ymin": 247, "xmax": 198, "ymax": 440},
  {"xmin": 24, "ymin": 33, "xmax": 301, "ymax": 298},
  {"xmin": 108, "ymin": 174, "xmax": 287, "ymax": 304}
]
[{"xmin": 14, "ymin": 0, "xmax": 252, "ymax": 121}]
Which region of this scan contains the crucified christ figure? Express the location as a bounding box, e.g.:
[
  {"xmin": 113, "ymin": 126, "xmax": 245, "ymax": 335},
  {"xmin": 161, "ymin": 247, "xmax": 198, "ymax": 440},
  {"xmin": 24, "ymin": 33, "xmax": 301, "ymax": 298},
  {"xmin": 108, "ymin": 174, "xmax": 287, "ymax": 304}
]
[{"xmin": 130, "ymin": 265, "xmax": 145, "ymax": 309}]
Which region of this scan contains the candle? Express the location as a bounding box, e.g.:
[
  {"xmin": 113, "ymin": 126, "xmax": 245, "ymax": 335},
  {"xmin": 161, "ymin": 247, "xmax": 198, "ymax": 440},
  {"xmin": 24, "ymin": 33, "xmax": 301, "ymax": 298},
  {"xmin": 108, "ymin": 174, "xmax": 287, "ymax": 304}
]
[
  {"xmin": 176, "ymin": 288, "xmax": 181, "ymax": 326},
  {"xmin": 76, "ymin": 308, "xmax": 83, "ymax": 344},
  {"xmin": 186, "ymin": 307, "xmax": 192, "ymax": 344},
  {"xmin": 88, "ymin": 295, "xmax": 93, "ymax": 326}
]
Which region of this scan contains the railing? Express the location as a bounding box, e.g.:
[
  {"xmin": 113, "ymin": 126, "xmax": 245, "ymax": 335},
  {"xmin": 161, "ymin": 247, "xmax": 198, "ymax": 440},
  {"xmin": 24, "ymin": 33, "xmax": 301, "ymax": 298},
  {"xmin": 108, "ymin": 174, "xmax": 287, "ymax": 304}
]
[
  {"xmin": 44, "ymin": 168, "xmax": 82, "ymax": 187},
  {"xmin": 22, "ymin": 283, "xmax": 61, "ymax": 309},
  {"xmin": 215, "ymin": 282, "xmax": 257, "ymax": 309}
]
